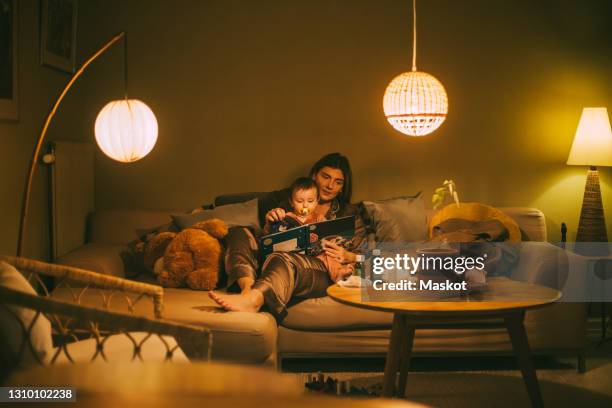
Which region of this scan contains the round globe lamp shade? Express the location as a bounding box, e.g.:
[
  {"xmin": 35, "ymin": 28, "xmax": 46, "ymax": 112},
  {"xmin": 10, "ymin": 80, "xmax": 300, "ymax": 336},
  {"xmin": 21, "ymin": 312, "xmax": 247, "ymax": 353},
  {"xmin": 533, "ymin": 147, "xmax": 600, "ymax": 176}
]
[
  {"xmin": 94, "ymin": 99, "xmax": 158, "ymax": 163},
  {"xmin": 383, "ymin": 71, "xmax": 448, "ymax": 137}
]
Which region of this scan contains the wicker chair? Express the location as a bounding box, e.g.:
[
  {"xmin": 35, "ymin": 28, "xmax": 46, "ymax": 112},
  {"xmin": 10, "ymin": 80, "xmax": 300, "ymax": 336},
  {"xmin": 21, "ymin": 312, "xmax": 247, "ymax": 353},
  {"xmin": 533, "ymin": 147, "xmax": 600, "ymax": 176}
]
[{"xmin": 0, "ymin": 256, "xmax": 211, "ymax": 381}]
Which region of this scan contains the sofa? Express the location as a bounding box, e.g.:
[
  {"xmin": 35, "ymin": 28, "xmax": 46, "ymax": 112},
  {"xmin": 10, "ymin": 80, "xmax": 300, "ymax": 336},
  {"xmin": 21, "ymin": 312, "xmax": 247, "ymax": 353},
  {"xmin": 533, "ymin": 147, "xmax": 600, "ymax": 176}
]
[{"xmin": 49, "ymin": 199, "xmax": 589, "ymax": 371}]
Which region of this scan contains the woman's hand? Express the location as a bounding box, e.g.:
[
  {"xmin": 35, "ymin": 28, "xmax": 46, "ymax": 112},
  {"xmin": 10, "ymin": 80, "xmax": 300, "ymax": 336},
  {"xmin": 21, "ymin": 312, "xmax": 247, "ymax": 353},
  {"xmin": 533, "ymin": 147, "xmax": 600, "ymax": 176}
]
[
  {"xmin": 321, "ymin": 239, "xmax": 357, "ymax": 264},
  {"xmin": 336, "ymin": 263, "xmax": 354, "ymax": 281},
  {"xmin": 266, "ymin": 208, "xmax": 286, "ymax": 223}
]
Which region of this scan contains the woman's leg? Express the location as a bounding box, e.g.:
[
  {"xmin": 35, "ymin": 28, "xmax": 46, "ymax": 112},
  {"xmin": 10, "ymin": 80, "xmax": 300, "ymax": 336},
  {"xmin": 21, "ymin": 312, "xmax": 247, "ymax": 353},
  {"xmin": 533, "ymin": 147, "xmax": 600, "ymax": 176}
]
[
  {"xmin": 210, "ymin": 253, "xmax": 333, "ymax": 319},
  {"xmin": 253, "ymin": 253, "xmax": 332, "ymax": 319},
  {"xmin": 224, "ymin": 226, "xmax": 260, "ymax": 293}
]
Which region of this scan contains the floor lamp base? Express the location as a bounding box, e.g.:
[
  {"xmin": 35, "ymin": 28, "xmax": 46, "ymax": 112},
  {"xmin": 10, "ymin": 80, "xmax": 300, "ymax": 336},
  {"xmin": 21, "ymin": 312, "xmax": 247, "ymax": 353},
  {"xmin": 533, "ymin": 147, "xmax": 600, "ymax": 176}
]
[{"xmin": 575, "ymin": 167, "xmax": 609, "ymax": 256}]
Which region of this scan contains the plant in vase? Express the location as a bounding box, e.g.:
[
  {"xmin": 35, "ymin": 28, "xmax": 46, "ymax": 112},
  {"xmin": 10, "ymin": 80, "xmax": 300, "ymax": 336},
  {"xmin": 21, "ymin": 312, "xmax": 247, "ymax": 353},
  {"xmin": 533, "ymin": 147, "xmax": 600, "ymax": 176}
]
[{"xmin": 432, "ymin": 180, "xmax": 460, "ymax": 210}]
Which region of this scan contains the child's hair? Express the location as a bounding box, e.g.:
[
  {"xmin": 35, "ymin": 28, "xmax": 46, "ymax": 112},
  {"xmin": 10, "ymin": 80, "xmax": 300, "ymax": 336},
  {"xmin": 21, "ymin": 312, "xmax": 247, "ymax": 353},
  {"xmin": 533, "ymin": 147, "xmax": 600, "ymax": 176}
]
[{"xmin": 290, "ymin": 177, "xmax": 319, "ymax": 198}]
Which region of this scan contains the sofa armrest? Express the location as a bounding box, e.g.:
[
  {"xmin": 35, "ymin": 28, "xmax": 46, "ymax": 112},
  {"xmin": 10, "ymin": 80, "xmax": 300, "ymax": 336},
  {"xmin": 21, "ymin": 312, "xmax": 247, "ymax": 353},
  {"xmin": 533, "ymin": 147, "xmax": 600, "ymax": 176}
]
[
  {"xmin": 511, "ymin": 242, "xmax": 591, "ymax": 299},
  {"xmin": 55, "ymin": 243, "xmax": 128, "ymax": 279},
  {"xmin": 512, "ymin": 242, "xmax": 568, "ymax": 288}
]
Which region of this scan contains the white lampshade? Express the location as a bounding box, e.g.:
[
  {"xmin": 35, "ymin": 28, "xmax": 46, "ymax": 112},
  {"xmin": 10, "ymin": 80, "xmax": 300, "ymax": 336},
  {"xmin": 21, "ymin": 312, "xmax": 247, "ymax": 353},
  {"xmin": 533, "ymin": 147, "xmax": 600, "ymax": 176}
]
[
  {"xmin": 94, "ymin": 99, "xmax": 158, "ymax": 163},
  {"xmin": 383, "ymin": 71, "xmax": 448, "ymax": 137},
  {"xmin": 567, "ymin": 107, "xmax": 612, "ymax": 167}
]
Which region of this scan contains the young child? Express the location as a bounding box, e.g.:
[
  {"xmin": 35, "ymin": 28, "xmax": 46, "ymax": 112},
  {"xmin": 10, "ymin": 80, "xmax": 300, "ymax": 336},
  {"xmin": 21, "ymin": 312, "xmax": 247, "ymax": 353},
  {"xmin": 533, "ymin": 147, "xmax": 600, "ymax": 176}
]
[
  {"xmin": 263, "ymin": 177, "xmax": 325, "ymax": 234},
  {"xmin": 263, "ymin": 177, "xmax": 353, "ymax": 282}
]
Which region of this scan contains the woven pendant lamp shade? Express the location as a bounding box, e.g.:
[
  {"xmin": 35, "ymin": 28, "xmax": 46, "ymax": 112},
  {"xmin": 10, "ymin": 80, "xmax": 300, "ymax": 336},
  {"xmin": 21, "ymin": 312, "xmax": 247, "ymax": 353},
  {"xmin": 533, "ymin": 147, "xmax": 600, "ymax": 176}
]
[
  {"xmin": 94, "ymin": 99, "xmax": 158, "ymax": 163},
  {"xmin": 383, "ymin": 71, "xmax": 448, "ymax": 136},
  {"xmin": 383, "ymin": 0, "xmax": 448, "ymax": 137}
]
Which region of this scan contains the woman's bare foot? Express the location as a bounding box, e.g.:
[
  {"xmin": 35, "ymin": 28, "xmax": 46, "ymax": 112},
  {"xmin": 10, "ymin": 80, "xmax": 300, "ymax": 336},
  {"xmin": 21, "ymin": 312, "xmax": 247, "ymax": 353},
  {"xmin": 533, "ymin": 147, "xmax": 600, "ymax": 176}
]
[{"xmin": 209, "ymin": 289, "xmax": 263, "ymax": 313}]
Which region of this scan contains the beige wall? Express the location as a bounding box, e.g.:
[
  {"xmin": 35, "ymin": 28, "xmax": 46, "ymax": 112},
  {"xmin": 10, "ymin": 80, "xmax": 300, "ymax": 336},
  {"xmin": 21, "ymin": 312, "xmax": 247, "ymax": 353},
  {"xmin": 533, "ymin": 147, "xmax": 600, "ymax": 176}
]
[{"xmin": 4, "ymin": 1, "xmax": 611, "ymax": 259}]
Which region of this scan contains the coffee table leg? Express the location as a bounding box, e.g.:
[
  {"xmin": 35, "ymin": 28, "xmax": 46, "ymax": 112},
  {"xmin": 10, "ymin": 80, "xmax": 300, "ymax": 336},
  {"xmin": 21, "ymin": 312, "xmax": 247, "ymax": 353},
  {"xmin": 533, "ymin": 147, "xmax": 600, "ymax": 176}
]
[
  {"xmin": 397, "ymin": 321, "xmax": 416, "ymax": 398},
  {"xmin": 383, "ymin": 313, "xmax": 405, "ymax": 397},
  {"xmin": 505, "ymin": 312, "xmax": 544, "ymax": 408}
]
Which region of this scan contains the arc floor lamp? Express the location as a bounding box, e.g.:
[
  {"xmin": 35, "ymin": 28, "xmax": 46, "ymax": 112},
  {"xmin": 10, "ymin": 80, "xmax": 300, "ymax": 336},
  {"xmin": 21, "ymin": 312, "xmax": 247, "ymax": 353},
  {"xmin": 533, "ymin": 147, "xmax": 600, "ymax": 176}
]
[{"xmin": 17, "ymin": 32, "xmax": 158, "ymax": 257}]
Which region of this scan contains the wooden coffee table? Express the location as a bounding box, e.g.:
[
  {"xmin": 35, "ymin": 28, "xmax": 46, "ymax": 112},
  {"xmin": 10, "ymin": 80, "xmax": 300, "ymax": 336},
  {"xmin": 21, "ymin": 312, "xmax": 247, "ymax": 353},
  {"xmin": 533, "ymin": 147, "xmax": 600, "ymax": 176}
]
[{"xmin": 327, "ymin": 277, "xmax": 561, "ymax": 408}]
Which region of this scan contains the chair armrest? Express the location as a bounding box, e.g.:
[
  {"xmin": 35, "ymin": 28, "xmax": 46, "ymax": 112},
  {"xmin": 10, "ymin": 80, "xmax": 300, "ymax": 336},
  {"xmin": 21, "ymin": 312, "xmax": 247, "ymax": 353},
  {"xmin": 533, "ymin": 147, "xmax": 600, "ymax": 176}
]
[
  {"xmin": 0, "ymin": 285, "xmax": 211, "ymax": 363},
  {"xmin": 0, "ymin": 256, "xmax": 164, "ymax": 318}
]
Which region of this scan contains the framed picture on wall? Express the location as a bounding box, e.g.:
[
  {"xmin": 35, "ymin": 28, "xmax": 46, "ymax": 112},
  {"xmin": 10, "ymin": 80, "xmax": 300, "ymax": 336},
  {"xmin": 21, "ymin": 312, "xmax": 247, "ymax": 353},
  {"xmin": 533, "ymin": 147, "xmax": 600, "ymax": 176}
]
[
  {"xmin": 0, "ymin": 0, "xmax": 18, "ymax": 121},
  {"xmin": 40, "ymin": 0, "xmax": 78, "ymax": 73}
]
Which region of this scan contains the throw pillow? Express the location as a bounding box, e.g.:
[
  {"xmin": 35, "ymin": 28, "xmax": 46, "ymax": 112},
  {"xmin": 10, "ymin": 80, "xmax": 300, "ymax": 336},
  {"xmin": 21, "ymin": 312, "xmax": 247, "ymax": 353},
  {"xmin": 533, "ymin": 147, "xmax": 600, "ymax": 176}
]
[
  {"xmin": 0, "ymin": 261, "xmax": 53, "ymax": 371},
  {"xmin": 362, "ymin": 193, "xmax": 428, "ymax": 243},
  {"xmin": 171, "ymin": 198, "xmax": 259, "ymax": 232}
]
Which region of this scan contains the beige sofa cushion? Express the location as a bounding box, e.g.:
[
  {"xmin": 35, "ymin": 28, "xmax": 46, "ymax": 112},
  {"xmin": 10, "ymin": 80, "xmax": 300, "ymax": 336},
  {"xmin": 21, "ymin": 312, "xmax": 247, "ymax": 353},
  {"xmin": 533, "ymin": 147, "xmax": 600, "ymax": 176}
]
[
  {"xmin": 50, "ymin": 287, "xmax": 277, "ymax": 365},
  {"xmin": 159, "ymin": 288, "xmax": 277, "ymax": 364},
  {"xmin": 282, "ymin": 296, "xmax": 392, "ymax": 331}
]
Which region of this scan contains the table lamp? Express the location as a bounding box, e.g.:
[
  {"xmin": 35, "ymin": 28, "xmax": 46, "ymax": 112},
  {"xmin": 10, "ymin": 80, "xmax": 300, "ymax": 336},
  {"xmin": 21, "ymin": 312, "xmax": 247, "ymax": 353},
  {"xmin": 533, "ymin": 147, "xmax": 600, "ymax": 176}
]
[{"xmin": 567, "ymin": 107, "xmax": 612, "ymax": 244}]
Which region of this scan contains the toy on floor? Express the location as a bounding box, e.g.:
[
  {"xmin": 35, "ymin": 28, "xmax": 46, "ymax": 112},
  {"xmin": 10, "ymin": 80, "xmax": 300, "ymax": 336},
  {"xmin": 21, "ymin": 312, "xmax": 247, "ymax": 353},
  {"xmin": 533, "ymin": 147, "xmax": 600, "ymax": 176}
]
[{"xmin": 304, "ymin": 372, "xmax": 381, "ymax": 397}]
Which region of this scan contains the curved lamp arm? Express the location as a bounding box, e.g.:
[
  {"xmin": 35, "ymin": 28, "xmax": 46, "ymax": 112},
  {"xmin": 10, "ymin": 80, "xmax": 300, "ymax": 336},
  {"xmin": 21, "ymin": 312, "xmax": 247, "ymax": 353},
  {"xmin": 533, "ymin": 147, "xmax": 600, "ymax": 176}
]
[{"xmin": 17, "ymin": 32, "xmax": 126, "ymax": 257}]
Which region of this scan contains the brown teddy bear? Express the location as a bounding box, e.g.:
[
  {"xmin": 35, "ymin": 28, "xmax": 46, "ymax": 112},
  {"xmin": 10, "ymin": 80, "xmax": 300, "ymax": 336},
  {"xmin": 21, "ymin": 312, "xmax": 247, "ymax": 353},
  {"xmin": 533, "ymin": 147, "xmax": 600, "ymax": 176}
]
[{"xmin": 136, "ymin": 218, "xmax": 228, "ymax": 290}]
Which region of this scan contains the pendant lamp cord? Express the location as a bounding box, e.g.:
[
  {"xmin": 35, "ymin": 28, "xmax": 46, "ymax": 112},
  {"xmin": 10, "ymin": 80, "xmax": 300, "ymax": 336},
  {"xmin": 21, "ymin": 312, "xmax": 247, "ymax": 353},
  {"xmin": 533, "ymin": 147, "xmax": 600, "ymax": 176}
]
[
  {"xmin": 124, "ymin": 32, "xmax": 129, "ymax": 100},
  {"xmin": 412, "ymin": 0, "xmax": 417, "ymax": 71}
]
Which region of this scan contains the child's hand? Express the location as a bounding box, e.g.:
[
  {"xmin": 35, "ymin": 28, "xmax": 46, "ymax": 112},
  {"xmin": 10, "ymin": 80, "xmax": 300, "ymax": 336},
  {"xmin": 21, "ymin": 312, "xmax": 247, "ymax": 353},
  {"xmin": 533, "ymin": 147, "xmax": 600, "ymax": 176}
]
[{"xmin": 266, "ymin": 208, "xmax": 286, "ymax": 222}]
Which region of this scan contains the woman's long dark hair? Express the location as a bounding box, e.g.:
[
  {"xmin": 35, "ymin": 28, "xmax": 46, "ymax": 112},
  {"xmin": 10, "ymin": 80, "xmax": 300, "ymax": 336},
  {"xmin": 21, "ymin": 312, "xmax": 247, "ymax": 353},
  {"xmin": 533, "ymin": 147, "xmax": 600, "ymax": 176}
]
[{"xmin": 308, "ymin": 153, "xmax": 353, "ymax": 205}]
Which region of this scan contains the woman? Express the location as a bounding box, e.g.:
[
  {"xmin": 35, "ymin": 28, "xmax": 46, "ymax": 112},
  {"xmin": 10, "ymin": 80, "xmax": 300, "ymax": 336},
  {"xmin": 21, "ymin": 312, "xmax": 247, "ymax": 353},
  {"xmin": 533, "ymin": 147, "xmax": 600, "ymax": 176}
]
[{"xmin": 209, "ymin": 153, "xmax": 366, "ymax": 320}]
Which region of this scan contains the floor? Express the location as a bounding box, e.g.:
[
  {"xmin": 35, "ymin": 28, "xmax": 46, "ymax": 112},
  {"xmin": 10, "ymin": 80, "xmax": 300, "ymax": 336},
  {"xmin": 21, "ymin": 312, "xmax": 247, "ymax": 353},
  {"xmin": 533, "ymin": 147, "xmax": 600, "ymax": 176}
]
[{"xmin": 285, "ymin": 317, "xmax": 612, "ymax": 407}]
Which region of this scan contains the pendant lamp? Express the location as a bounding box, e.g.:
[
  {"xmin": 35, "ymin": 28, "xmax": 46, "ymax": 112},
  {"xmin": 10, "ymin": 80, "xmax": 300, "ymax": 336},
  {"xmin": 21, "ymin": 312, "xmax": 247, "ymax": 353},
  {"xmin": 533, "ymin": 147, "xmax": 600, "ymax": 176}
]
[
  {"xmin": 383, "ymin": 0, "xmax": 448, "ymax": 137},
  {"xmin": 95, "ymin": 99, "xmax": 158, "ymax": 163}
]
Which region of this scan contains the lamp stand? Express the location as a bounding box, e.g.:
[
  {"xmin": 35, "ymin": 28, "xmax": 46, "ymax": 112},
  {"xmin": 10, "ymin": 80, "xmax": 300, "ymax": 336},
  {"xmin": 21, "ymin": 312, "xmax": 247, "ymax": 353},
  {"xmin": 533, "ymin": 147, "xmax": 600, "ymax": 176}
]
[
  {"xmin": 16, "ymin": 32, "xmax": 126, "ymax": 257},
  {"xmin": 576, "ymin": 166, "xmax": 608, "ymax": 243}
]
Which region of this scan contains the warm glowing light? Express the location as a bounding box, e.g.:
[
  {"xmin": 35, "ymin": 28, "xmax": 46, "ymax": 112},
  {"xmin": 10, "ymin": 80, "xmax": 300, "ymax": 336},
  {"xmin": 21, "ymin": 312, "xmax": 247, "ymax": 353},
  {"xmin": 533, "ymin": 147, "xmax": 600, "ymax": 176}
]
[
  {"xmin": 567, "ymin": 107, "xmax": 612, "ymax": 167},
  {"xmin": 94, "ymin": 99, "xmax": 158, "ymax": 163},
  {"xmin": 383, "ymin": 71, "xmax": 448, "ymax": 137}
]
